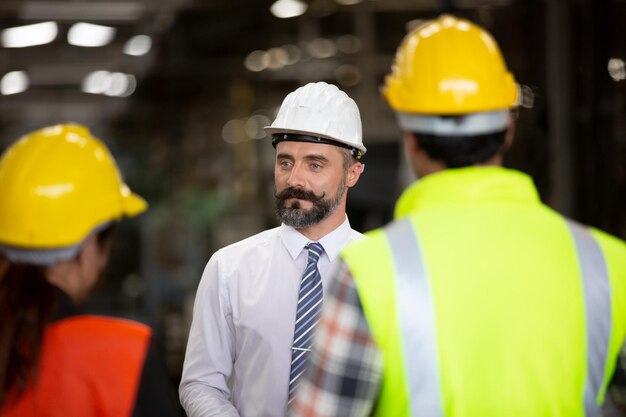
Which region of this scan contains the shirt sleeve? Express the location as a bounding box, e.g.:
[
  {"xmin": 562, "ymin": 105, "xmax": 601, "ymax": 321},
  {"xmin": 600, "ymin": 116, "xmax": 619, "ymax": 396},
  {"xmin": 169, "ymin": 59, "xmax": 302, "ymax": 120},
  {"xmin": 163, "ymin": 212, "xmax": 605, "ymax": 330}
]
[
  {"xmin": 179, "ymin": 252, "xmax": 240, "ymax": 417},
  {"xmin": 289, "ymin": 261, "xmax": 383, "ymax": 417},
  {"xmin": 132, "ymin": 338, "xmax": 183, "ymax": 417}
]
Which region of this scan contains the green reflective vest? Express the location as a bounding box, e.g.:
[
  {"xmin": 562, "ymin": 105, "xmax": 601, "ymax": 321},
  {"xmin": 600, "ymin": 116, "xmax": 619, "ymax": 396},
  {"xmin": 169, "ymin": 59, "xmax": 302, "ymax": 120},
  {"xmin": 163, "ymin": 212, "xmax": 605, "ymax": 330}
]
[{"xmin": 342, "ymin": 167, "xmax": 626, "ymax": 417}]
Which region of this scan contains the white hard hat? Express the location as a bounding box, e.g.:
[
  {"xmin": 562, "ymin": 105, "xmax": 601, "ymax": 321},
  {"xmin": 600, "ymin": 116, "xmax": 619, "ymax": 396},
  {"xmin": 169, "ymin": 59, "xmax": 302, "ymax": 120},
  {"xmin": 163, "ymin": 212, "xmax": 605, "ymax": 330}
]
[{"xmin": 264, "ymin": 82, "xmax": 366, "ymax": 158}]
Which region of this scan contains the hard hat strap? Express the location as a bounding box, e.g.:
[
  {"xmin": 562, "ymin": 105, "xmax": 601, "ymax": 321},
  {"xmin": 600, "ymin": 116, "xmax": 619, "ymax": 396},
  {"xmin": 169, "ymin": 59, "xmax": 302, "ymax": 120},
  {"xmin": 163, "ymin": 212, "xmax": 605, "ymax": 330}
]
[
  {"xmin": 0, "ymin": 221, "xmax": 114, "ymax": 267},
  {"xmin": 397, "ymin": 110, "xmax": 510, "ymax": 136},
  {"xmin": 272, "ymin": 133, "xmax": 362, "ymax": 160},
  {"xmin": 0, "ymin": 244, "xmax": 81, "ymax": 267}
]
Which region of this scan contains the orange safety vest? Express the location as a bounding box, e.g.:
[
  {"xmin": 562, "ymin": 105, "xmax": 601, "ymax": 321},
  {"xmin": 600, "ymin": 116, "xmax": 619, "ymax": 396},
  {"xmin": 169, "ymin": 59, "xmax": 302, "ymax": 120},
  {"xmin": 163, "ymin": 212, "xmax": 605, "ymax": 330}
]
[{"xmin": 2, "ymin": 315, "xmax": 151, "ymax": 417}]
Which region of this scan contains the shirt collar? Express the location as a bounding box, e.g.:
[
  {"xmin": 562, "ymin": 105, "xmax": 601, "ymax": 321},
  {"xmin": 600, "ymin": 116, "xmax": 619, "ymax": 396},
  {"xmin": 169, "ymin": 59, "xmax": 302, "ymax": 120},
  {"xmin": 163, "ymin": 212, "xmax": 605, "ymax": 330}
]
[{"xmin": 279, "ymin": 216, "xmax": 353, "ymax": 262}]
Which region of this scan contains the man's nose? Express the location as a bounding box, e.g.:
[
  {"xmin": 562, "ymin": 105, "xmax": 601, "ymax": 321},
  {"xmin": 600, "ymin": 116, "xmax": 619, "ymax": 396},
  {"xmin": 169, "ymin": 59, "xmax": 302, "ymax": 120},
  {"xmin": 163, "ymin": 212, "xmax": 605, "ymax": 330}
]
[{"xmin": 286, "ymin": 164, "xmax": 306, "ymax": 188}]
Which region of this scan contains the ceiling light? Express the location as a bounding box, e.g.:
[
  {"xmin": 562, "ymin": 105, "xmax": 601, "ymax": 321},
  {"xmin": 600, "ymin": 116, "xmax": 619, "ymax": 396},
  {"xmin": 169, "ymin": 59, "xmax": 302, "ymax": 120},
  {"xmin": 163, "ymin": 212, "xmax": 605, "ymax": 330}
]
[
  {"xmin": 336, "ymin": 35, "xmax": 362, "ymax": 54},
  {"xmin": 82, "ymin": 70, "xmax": 112, "ymax": 94},
  {"xmin": 307, "ymin": 38, "xmax": 337, "ymax": 59},
  {"xmin": 1, "ymin": 21, "xmax": 57, "ymax": 48},
  {"xmin": 1, "ymin": 71, "xmax": 29, "ymax": 95},
  {"xmin": 608, "ymin": 58, "xmax": 625, "ymax": 82},
  {"xmin": 105, "ymin": 72, "xmax": 136, "ymax": 97},
  {"xmin": 335, "ymin": 64, "xmax": 362, "ymax": 87},
  {"xmin": 244, "ymin": 50, "xmax": 270, "ymax": 72},
  {"xmin": 82, "ymin": 70, "xmax": 136, "ymax": 97},
  {"xmin": 124, "ymin": 34, "xmax": 152, "ymax": 56},
  {"xmin": 267, "ymin": 47, "xmax": 289, "ymax": 70},
  {"xmin": 282, "ymin": 44, "xmax": 302, "ymax": 65},
  {"xmin": 67, "ymin": 22, "xmax": 115, "ymax": 47},
  {"xmin": 245, "ymin": 115, "xmax": 272, "ymax": 140},
  {"xmin": 222, "ymin": 119, "xmax": 247, "ymax": 144},
  {"xmin": 270, "ymin": 0, "xmax": 307, "ymax": 19}
]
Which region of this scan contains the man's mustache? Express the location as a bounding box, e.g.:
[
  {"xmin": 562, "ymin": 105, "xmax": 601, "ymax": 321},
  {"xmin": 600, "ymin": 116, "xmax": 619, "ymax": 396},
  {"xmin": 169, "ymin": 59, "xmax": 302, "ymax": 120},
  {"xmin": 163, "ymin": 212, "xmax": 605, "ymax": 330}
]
[{"xmin": 275, "ymin": 187, "xmax": 325, "ymax": 203}]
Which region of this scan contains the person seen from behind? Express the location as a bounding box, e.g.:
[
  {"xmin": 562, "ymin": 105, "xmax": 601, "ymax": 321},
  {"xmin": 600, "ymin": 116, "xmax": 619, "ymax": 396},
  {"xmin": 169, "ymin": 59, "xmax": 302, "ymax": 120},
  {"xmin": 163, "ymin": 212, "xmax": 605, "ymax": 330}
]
[
  {"xmin": 290, "ymin": 15, "xmax": 626, "ymax": 417},
  {"xmin": 0, "ymin": 124, "xmax": 181, "ymax": 417}
]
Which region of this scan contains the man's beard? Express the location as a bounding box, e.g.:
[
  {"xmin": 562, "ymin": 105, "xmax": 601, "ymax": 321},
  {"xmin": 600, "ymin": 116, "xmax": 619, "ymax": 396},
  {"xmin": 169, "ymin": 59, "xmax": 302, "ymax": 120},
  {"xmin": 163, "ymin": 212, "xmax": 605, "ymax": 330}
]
[{"xmin": 275, "ymin": 179, "xmax": 346, "ymax": 228}]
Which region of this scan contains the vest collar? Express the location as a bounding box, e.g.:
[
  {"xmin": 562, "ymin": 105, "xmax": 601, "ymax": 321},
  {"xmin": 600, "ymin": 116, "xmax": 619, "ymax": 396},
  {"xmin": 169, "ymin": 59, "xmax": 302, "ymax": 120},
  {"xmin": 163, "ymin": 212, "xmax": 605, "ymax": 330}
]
[{"xmin": 394, "ymin": 166, "xmax": 541, "ymax": 219}]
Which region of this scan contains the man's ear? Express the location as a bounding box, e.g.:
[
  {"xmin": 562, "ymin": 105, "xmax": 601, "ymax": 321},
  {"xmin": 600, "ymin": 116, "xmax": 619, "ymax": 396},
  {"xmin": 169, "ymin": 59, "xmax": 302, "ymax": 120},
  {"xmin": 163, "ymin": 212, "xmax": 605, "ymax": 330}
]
[
  {"xmin": 346, "ymin": 161, "xmax": 364, "ymax": 188},
  {"xmin": 503, "ymin": 116, "xmax": 516, "ymax": 151},
  {"xmin": 404, "ymin": 131, "xmax": 419, "ymax": 157}
]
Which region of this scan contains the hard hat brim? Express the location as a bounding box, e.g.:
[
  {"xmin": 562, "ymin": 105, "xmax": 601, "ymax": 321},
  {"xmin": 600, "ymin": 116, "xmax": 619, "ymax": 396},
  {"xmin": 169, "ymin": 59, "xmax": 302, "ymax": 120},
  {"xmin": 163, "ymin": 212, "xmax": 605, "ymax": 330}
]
[
  {"xmin": 122, "ymin": 188, "xmax": 148, "ymax": 217},
  {"xmin": 264, "ymin": 126, "xmax": 367, "ymax": 155}
]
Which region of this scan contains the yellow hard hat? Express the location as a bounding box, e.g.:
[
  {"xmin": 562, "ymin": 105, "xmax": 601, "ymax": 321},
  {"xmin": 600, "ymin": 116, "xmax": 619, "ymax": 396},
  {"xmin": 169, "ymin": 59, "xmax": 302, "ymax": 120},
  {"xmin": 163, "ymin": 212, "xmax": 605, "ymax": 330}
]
[
  {"xmin": 383, "ymin": 15, "xmax": 518, "ymax": 116},
  {"xmin": 0, "ymin": 123, "xmax": 147, "ymax": 251}
]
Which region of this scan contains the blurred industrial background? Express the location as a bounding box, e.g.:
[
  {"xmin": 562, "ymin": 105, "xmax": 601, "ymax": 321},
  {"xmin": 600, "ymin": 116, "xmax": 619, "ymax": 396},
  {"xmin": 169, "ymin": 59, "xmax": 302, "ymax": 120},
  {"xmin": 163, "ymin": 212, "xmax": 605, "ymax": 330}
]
[{"xmin": 1, "ymin": 0, "xmax": 625, "ymax": 411}]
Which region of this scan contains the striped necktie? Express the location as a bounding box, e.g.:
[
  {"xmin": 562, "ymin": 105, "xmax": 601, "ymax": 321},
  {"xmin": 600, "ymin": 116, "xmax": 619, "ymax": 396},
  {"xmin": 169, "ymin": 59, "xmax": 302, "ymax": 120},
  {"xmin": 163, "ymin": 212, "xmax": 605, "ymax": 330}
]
[{"xmin": 288, "ymin": 241, "xmax": 324, "ymax": 403}]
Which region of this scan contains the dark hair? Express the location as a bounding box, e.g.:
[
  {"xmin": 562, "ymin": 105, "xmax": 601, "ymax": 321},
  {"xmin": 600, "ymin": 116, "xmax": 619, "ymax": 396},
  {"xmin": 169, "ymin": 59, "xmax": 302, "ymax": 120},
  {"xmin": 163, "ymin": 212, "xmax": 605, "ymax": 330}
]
[
  {"xmin": 413, "ymin": 130, "xmax": 507, "ymax": 168},
  {"xmin": 340, "ymin": 147, "xmax": 360, "ymax": 172},
  {"xmin": 0, "ymin": 262, "xmax": 57, "ymax": 408},
  {"xmin": 96, "ymin": 222, "xmax": 116, "ymax": 247},
  {"xmin": 0, "ymin": 223, "xmax": 116, "ymax": 408}
]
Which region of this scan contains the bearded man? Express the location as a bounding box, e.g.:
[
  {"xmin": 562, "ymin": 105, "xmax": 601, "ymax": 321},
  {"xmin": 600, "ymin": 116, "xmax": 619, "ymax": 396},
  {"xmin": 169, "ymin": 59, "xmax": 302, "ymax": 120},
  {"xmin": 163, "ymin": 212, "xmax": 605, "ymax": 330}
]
[{"xmin": 179, "ymin": 82, "xmax": 367, "ymax": 417}]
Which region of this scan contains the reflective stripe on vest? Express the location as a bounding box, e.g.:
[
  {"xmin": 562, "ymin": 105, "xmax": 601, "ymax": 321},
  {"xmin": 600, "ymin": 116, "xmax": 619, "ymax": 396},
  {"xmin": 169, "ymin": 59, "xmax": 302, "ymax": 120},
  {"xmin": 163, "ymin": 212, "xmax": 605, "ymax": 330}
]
[
  {"xmin": 386, "ymin": 218, "xmax": 443, "ymax": 416},
  {"xmin": 566, "ymin": 221, "xmax": 611, "ymax": 417},
  {"xmin": 383, "ymin": 218, "xmax": 611, "ymax": 417}
]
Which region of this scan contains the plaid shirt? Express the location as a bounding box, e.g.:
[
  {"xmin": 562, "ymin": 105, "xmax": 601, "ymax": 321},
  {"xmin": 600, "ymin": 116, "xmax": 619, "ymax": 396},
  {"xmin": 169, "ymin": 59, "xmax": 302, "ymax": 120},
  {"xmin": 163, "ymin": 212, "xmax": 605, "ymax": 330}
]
[
  {"xmin": 289, "ymin": 265, "xmax": 626, "ymax": 417},
  {"xmin": 289, "ymin": 262, "xmax": 383, "ymax": 417}
]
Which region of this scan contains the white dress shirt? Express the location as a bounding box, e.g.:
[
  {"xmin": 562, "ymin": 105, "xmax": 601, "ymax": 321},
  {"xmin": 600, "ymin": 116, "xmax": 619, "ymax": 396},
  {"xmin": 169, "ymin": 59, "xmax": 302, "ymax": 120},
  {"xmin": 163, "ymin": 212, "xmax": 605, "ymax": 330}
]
[{"xmin": 180, "ymin": 217, "xmax": 364, "ymax": 417}]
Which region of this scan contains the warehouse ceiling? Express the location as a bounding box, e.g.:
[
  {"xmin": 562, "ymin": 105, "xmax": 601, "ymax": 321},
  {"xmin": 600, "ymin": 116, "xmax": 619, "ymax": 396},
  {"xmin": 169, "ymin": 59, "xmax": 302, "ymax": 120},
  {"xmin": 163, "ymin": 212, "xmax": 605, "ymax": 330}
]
[
  {"xmin": 1, "ymin": 0, "xmax": 624, "ymax": 235},
  {"xmin": 0, "ymin": 0, "xmax": 519, "ymax": 146}
]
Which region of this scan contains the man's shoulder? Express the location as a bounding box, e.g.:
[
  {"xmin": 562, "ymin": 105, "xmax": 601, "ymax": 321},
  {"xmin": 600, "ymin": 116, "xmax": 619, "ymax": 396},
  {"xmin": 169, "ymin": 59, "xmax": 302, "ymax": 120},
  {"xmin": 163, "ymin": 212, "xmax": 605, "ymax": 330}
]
[
  {"xmin": 342, "ymin": 224, "xmax": 391, "ymax": 256},
  {"xmin": 587, "ymin": 224, "xmax": 626, "ymax": 258},
  {"xmin": 216, "ymin": 226, "xmax": 281, "ymax": 257},
  {"xmin": 348, "ymin": 228, "xmax": 366, "ymax": 242}
]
